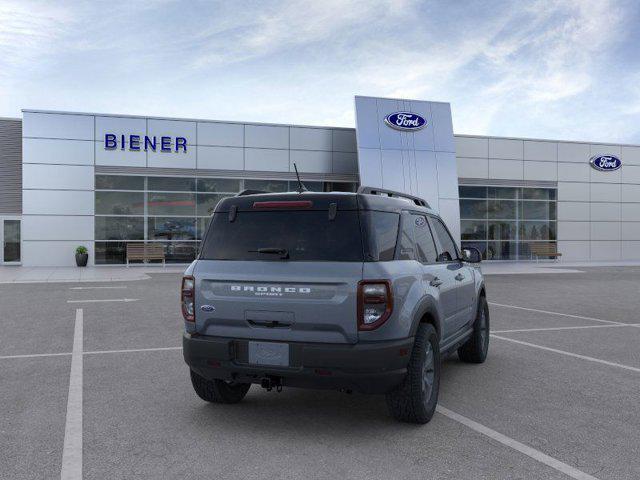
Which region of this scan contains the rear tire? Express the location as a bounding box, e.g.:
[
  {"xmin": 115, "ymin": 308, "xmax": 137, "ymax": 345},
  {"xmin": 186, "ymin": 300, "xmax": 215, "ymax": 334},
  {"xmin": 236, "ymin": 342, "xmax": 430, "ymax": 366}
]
[
  {"xmin": 458, "ymin": 295, "xmax": 490, "ymax": 364},
  {"xmin": 386, "ymin": 323, "xmax": 440, "ymax": 424},
  {"xmin": 190, "ymin": 369, "xmax": 251, "ymax": 404}
]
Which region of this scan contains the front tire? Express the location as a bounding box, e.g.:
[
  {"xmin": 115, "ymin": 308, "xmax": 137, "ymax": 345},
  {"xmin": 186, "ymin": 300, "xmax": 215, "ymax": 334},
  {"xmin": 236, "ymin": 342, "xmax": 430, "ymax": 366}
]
[
  {"xmin": 458, "ymin": 295, "xmax": 490, "ymax": 363},
  {"xmin": 386, "ymin": 323, "xmax": 440, "ymax": 424},
  {"xmin": 190, "ymin": 369, "xmax": 251, "ymax": 404}
]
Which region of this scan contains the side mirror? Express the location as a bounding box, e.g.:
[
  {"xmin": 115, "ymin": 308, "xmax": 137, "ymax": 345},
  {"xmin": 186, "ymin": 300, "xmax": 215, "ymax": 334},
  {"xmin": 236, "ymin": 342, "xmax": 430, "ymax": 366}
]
[{"xmin": 462, "ymin": 247, "xmax": 482, "ymax": 263}]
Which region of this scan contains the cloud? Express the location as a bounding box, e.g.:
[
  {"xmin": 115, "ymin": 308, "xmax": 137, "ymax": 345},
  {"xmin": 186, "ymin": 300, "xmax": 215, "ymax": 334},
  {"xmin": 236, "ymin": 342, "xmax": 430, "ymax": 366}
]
[
  {"xmin": 0, "ymin": 0, "xmax": 637, "ymax": 142},
  {"xmin": 0, "ymin": 1, "xmax": 72, "ymax": 75}
]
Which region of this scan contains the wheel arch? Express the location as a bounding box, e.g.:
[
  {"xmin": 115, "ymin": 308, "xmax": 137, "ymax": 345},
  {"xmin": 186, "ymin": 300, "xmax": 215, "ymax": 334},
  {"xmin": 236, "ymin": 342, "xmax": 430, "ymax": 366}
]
[{"xmin": 409, "ymin": 296, "xmax": 442, "ymax": 340}]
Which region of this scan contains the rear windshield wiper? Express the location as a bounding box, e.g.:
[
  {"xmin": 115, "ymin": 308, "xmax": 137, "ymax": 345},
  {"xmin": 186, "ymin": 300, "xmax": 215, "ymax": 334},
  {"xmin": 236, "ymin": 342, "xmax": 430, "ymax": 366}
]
[{"xmin": 249, "ymin": 247, "xmax": 290, "ymax": 259}]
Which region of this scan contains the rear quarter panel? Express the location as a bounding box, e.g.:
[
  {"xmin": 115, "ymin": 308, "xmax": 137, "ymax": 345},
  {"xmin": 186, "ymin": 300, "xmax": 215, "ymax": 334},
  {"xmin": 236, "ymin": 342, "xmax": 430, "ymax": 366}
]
[{"xmin": 360, "ymin": 260, "xmax": 432, "ymax": 342}]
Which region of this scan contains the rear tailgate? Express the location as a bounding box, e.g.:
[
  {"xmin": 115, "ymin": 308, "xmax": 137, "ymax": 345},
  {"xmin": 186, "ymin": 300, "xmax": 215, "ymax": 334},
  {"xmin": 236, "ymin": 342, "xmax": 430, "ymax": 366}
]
[
  {"xmin": 194, "ymin": 260, "xmax": 362, "ymax": 344},
  {"xmin": 195, "ymin": 195, "xmax": 364, "ymax": 344}
]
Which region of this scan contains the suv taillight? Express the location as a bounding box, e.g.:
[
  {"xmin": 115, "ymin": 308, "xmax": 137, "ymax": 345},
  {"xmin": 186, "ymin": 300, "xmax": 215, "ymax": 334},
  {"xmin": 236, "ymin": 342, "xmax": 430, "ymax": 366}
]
[
  {"xmin": 181, "ymin": 276, "xmax": 195, "ymax": 322},
  {"xmin": 357, "ymin": 280, "xmax": 393, "ymax": 330}
]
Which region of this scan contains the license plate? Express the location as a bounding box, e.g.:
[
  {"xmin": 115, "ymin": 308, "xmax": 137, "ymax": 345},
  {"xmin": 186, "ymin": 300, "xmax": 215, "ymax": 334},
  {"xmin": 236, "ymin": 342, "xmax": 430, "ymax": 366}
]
[{"xmin": 248, "ymin": 341, "xmax": 289, "ymax": 367}]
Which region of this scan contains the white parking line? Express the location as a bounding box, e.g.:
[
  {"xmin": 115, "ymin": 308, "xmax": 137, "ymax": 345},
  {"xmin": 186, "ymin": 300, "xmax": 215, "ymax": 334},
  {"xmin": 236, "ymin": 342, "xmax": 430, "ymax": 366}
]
[
  {"xmin": 0, "ymin": 352, "xmax": 72, "ymax": 360},
  {"xmin": 492, "ymin": 323, "xmax": 640, "ymax": 334},
  {"xmin": 489, "ymin": 302, "xmax": 625, "ymax": 326},
  {"xmin": 84, "ymin": 346, "xmax": 181, "ymax": 355},
  {"xmin": 491, "ymin": 334, "xmax": 640, "ymax": 373},
  {"xmin": 61, "ymin": 308, "xmax": 83, "ymax": 480},
  {"xmin": 437, "ymin": 406, "xmax": 599, "ymax": 480},
  {"xmin": 66, "ymin": 298, "xmax": 138, "ymax": 304},
  {"xmin": 0, "ymin": 346, "xmax": 182, "ymax": 360},
  {"xmin": 69, "ymin": 286, "xmax": 127, "ymax": 290}
]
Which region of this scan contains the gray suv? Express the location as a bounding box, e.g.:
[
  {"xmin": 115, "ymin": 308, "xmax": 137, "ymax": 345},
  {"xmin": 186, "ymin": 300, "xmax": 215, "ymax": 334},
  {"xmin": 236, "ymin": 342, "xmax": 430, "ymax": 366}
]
[{"xmin": 182, "ymin": 186, "xmax": 489, "ymax": 424}]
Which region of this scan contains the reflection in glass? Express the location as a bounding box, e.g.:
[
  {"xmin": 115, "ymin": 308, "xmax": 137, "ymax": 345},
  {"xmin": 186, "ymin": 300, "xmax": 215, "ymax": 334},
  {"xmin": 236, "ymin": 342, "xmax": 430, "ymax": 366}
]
[
  {"xmin": 487, "ymin": 187, "xmax": 517, "ymax": 199},
  {"xmin": 95, "ymin": 175, "xmax": 144, "ymax": 190},
  {"xmin": 460, "ymin": 200, "xmax": 487, "ymax": 219},
  {"xmin": 487, "ymin": 241, "xmax": 517, "ymax": 260},
  {"xmin": 197, "ymin": 178, "xmax": 241, "ymax": 193},
  {"xmin": 95, "ymin": 192, "xmax": 144, "ymax": 215},
  {"xmin": 520, "ymin": 201, "xmax": 556, "ymax": 220},
  {"xmin": 196, "ymin": 217, "xmax": 211, "ymax": 240},
  {"xmin": 156, "ymin": 242, "xmax": 198, "ymax": 263},
  {"xmin": 3, "ymin": 220, "xmax": 20, "ymax": 262},
  {"xmin": 520, "ymin": 222, "xmax": 556, "ymax": 240},
  {"xmin": 488, "ymin": 200, "xmax": 516, "ymax": 219},
  {"xmin": 95, "ymin": 241, "xmax": 131, "ymax": 264},
  {"xmin": 461, "ymin": 220, "xmax": 486, "ymax": 240},
  {"xmin": 459, "ymin": 186, "xmax": 487, "ymax": 199},
  {"xmin": 95, "ymin": 217, "xmax": 144, "ymax": 240},
  {"xmin": 244, "ymin": 179, "xmax": 288, "ymax": 192},
  {"xmin": 458, "ymin": 186, "xmax": 557, "ymax": 260},
  {"xmin": 148, "ymin": 217, "xmax": 196, "ymax": 240},
  {"xmin": 196, "ymin": 194, "xmax": 230, "ymax": 216},
  {"xmin": 147, "ymin": 177, "xmax": 195, "ymax": 192},
  {"xmin": 522, "ymin": 188, "xmax": 556, "ymax": 200},
  {"xmin": 147, "ymin": 193, "xmax": 196, "ymax": 216}
]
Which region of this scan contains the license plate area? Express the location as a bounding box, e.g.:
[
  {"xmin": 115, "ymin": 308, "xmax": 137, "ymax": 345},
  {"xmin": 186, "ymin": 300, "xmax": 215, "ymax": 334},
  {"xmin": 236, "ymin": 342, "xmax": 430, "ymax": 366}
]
[{"xmin": 248, "ymin": 341, "xmax": 290, "ymax": 367}]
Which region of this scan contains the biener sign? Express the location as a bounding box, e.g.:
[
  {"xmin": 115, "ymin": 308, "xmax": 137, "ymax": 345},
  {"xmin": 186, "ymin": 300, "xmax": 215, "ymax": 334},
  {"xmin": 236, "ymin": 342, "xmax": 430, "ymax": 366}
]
[{"xmin": 104, "ymin": 133, "xmax": 188, "ymax": 152}]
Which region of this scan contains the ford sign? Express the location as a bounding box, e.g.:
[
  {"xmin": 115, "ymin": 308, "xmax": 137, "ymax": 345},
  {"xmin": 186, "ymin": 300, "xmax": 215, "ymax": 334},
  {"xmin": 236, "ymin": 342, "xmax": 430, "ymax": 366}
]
[
  {"xmin": 384, "ymin": 112, "xmax": 427, "ymax": 131},
  {"xmin": 590, "ymin": 155, "xmax": 621, "ymax": 172}
]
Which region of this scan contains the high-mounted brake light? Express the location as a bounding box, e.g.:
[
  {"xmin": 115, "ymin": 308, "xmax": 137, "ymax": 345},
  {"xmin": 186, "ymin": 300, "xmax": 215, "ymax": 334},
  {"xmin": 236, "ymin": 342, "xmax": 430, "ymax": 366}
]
[
  {"xmin": 252, "ymin": 200, "xmax": 313, "ymax": 209},
  {"xmin": 181, "ymin": 276, "xmax": 195, "ymax": 322},
  {"xmin": 357, "ymin": 280, "xmax": 393, "ymax": 331}
]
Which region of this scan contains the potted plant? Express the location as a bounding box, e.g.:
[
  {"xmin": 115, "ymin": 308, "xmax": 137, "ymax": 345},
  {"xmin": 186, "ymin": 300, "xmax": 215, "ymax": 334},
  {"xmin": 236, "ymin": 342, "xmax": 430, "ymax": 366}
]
[{"xmin": 75, "ymin": 246, "xmax": 88, "ymax": 267}]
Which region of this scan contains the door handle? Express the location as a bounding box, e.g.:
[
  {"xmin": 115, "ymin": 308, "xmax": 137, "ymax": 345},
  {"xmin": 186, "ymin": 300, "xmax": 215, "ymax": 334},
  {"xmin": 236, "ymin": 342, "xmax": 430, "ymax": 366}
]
[
  {"xmin": 429, "ymin": 277, "xmax": 443, "ymax": 287},
  {"xmin": 455, "ymin": 273, "xmax": 465, "ymax": 281}
]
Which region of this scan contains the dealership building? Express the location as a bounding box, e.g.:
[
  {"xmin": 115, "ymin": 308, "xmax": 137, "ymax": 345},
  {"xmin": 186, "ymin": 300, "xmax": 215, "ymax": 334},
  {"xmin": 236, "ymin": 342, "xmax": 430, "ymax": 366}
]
[{"xmin": 0, "ymin": 95, "xmax": 639, "ymax": 267}]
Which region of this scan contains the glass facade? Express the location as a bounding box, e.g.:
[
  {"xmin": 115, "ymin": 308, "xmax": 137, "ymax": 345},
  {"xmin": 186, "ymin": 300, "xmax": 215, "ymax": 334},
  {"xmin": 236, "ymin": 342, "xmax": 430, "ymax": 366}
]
[
  {"xmin": 94, "ymin": 175, "xmax": 357, "ymax": 264},
  {"xmin": 459, "ymin": 186, "xmax": 557, "ymax": 260}
]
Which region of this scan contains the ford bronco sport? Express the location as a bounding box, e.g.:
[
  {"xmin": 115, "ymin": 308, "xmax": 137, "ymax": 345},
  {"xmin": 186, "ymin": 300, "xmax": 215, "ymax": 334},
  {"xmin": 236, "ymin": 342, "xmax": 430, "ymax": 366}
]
[{"xmin": 182, "ymin": 186, "xmax": 489, "ymax": 424}]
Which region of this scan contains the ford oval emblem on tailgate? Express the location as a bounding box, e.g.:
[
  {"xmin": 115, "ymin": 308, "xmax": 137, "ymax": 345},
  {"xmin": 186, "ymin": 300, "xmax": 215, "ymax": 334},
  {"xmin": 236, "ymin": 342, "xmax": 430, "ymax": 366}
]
[{"xmin": 200, "ymin": 305, "xmax": 215, "ymax": 312}]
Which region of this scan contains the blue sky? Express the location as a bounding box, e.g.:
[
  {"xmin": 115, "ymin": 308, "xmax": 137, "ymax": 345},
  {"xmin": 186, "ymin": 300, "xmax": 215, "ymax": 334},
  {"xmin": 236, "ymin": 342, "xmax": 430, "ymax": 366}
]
[{"xmin": 1, "ymin": 0, "xmax": 639, "ymax": 142}]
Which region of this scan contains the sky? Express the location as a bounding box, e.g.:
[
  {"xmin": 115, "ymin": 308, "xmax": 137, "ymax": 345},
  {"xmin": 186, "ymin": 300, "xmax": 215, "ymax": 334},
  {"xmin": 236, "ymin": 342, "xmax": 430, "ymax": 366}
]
[{"xmin": 1, "ymin": 0, "xmax": 639, "ymax": 143}]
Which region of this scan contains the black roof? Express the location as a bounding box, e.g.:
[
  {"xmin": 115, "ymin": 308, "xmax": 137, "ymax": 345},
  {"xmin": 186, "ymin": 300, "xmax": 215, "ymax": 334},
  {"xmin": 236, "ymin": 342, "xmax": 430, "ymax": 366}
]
[{"xmin": 214, "ymin": 188, "xmax": 435, "ymax": 215}]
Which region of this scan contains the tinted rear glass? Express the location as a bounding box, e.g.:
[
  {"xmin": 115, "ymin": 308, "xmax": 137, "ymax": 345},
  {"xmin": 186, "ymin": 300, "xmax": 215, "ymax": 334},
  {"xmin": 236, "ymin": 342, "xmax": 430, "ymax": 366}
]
[
  {"xmin": 360, "ymin": 211, "xmax": 400, "ymax": 261},
  {"xmin": 200, "ymin": 210, "xmax": 363, "ymax": 261}
]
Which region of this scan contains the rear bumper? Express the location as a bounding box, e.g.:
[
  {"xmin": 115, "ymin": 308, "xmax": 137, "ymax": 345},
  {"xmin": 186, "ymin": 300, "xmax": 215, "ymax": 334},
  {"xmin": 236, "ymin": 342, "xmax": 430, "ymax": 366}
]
[{"xmin": 183, "ymin": 333, "xmax": 414, "ymax": 394}]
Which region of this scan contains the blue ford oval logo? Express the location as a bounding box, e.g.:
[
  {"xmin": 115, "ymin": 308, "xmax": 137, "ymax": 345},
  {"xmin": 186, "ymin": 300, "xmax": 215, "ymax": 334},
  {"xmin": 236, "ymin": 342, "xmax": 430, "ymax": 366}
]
[
  {"xmin": 384, "ymin": 112, "xmax": 427, "ymax": 131},
  {"xmin": 200, "ymin": 305, "xmax": 215, "ymax": 312},
  {"xmin": 590, "ymin": 155, "xmax": 621, "ymax": 171}
]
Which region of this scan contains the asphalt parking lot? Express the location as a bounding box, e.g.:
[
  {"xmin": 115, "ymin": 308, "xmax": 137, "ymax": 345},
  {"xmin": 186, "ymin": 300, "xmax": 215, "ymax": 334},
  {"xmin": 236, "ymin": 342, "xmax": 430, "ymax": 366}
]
[{"xmin": 1, "ymin": 267, "xmax": 640, "ymax": 480}]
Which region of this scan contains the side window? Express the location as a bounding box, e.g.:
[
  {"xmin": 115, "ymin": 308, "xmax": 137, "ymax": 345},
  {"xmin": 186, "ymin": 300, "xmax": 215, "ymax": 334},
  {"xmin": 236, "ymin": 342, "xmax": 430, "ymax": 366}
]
[
  {"xmin": 430, "ymin": 217, "xmax": 459, "ymax": 262},
  {"xmin": 397, "ymin": 214, "xmax": 416, "ymax": 260},
  {"xmin": 362, "ymin": 211, "xmax": 400, "ymax": 261},
  {"xmin": 413, "ymin": 215, "xmax": 438, "ymax": 263}
]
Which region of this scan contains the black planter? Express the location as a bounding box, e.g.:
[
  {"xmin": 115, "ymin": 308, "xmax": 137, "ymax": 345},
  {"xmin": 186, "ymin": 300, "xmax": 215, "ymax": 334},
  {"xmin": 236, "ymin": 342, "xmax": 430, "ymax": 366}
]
[{"xmin": 75, "ymin": 253, "xmax": 88, "ymax": 267}]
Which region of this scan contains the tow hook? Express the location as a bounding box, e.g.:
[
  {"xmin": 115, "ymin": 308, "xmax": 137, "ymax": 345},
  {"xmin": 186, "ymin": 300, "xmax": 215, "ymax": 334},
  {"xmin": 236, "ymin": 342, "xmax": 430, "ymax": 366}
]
[{"xmin": 260, "ymin": 376, "xmax": 283, "ymax": 392}]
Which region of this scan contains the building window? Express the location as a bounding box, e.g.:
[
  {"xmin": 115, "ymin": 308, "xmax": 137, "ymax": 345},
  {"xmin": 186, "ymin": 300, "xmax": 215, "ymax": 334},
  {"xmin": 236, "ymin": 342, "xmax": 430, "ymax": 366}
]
[
  {"xmin": 459, "ymin": 186, "xmax": 557, "ymax": 260},
  {"xmin": 94, "ymin": 175, "xmax": 358, "ymax": 264}
]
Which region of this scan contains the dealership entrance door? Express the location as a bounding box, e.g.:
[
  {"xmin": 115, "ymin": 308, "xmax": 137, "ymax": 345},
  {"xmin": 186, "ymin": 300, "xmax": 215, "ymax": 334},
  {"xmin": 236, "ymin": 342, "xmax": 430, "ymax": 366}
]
[{"xmin": 0, "ymin": 217, "xmax": 21, "ymax": 264}]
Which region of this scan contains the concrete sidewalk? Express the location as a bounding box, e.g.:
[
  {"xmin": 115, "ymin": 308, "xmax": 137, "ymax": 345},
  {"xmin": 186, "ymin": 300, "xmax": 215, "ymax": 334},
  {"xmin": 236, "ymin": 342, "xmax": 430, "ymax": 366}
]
[
  {"xmin": 0, "ymin": 265, "xmax": 186, "ymax": 283},
  {"xmin": 481, "ymin": 259, "xmax": 640, "ymax": 275}
]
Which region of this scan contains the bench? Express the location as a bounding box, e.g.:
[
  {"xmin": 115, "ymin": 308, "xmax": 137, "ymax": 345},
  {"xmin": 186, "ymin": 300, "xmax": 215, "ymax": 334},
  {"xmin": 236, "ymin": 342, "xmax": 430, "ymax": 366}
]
[
  {"xmin": 530, "ymin": 243, "xmax": 562, "ymax": 262},
  {"xmin": 126, "ymin": 243, "xmax": 165, "ymax": 267}
]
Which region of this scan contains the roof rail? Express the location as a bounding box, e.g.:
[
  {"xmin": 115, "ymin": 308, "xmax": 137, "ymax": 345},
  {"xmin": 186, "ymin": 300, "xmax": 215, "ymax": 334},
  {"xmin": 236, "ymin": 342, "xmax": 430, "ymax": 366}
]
[
  {"xmin": 357, "ymin": 186, "xmax": 430, "ymax": 208},
  {"xmin": 236, "ymin": 189, "xmax": 269, "ymax": 196}
]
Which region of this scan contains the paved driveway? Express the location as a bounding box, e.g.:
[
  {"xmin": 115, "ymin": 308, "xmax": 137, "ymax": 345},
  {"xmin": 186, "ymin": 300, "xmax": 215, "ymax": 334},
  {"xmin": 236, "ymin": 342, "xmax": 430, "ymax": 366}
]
[{"xmin": 1, "ymin": 268, "xmax": 639, "ymax": 479}]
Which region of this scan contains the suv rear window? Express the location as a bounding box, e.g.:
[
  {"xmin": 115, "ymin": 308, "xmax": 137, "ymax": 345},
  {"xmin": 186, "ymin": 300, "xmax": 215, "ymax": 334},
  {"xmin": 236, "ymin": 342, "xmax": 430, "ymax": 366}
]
[
  {"xmin": 200, "ymin": 210, "xmax": 364, "ymax": 261},
  {"xmin": 200, "ymin": 209, "xmax": 401, "ymax": 262}
]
